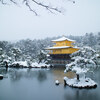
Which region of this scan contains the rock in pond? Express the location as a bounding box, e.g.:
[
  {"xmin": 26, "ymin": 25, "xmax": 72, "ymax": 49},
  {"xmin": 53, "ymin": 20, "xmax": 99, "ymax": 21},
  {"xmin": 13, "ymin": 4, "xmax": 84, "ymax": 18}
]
[
  {"xmin": 0, "ymin": 74, "xmax": 3, "ymax": 79},
  {"xmin": 55, "ymin": 80, "xmax": 60, "ymax": 85},
  {"xmin": 64, "ymin": 77, "xmax": 97, "ymax": 89}
]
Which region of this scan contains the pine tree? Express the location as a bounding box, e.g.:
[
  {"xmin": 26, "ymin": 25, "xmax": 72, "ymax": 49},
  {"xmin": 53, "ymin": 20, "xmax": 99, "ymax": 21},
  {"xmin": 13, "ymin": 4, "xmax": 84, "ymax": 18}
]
[{"xmin": 65, "ymin": 46, "xmax": 100, "ymax": 81}]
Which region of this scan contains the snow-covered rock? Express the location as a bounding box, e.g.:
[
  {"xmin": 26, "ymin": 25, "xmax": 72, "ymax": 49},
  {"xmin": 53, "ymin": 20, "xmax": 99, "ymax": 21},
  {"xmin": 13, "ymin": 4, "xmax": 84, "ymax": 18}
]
[
  {"xmin": 55, "ymin": 80, "xmax": 60, "ymax": 85},
  {"xmin": 0, "ymin": 74, "xmax": 3, "ymax": 79},
  {"xmin": 64, "ymin": 77, "xmax": 97, "ymax": 88}
]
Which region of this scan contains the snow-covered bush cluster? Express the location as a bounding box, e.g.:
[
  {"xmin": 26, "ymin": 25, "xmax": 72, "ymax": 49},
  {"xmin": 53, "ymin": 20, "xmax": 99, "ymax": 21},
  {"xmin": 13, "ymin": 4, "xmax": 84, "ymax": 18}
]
[
  {"xmin": 0, "ymin": 39, "xmax": 51, "ymax": 67},
  {"xmin": 0, "ymin": 48, "xmax": 11, "ymax": 66},
  {"xmin": 0, "ymin": 37, "xmax": 57, "ymax": 67},
  {"xmin": 64, "ymin": 46, "xmax": 100, "ymax": 82},
  {"xmin": 65, "ymin": 46, "xmax": 100, "ymax": 73},
  {"xmin": 0, "ymin": 32, "xmax": 100, "ymax": 67},
  {"xmin": 64, "ymin": 46, "xmax": 99, "ymax": 88}
]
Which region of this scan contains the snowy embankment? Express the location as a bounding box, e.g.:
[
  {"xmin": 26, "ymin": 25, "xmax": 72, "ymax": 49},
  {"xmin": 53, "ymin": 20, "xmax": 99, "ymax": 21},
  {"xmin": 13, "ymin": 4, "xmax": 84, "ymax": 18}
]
[
  {"xmin": 10, "ymin": 61, "xmax": 50, "ymax": 68},
  {"xmin": 64, "ymin": 77, "xmax": 97, "ymax": 88},
  {"xmin": 31, "ymin": 62, "xmax": 50, "ymax": 68}
]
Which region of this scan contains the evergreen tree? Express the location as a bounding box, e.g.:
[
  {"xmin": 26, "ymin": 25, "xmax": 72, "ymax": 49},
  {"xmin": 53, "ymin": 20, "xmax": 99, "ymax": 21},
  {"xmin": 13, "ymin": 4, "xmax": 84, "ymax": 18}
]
[
  {"xmin": 82, "ymin": 33, "xmax": 89, "ymax": 46},
  {"xmin": 65, "ymin": 46, "xmax": 100, "ymax": 80},
  {"xmin": 88, "ymin": 32, "xmax": 96, "ymax": 47}
]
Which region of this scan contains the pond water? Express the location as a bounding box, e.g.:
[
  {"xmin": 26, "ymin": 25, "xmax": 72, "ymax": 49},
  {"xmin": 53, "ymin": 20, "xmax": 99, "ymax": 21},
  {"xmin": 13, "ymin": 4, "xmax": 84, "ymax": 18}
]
[{"xmin": 0, "ymin": 67, "xmax": 100, "ymax": 100}]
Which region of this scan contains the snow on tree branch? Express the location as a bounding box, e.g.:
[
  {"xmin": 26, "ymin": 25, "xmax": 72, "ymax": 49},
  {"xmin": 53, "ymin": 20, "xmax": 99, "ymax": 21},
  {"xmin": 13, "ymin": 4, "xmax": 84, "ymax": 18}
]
[
  {"xmin": 10, "ymin": 0, "xmax": 17, "ymax": 5},
  {"xmin": 0, "ymin": 0, "xmax": 75, "ymax": 15},
  {"xmin": 65, "ymin": 46, "xmax": 100, "ymax": 74},
  {"xmin": 64, "ymin": 46, "xmax": 99, "ymax": 88},
  {"xmin": 25, "ymin": 1, "xmax": 38, "ymax": 15},
  {"xmin": 0, "ymin": 0, "xmax": 7, "ymax": 4},
  {"xmin": 31, "ymin": 0, "xmax": 62, "ymax": 14}
]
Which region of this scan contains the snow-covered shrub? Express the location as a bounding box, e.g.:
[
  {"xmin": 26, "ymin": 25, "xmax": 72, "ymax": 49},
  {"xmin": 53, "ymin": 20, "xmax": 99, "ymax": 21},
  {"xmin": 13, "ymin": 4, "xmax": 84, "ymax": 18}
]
[
  {"xmin": 9, "ymin": 47, "xmax": 22, "ymax": 62},
  {"xmin": 65, "ymin": 46, "xmax": 100, "ymax": 81},
  {"xmin": 37, "ymin": 50, "xmax": 48, "ymax": 64},
  {"xmin": 0, "ymin": 48, "xmax": 11, "ymax": 66}
]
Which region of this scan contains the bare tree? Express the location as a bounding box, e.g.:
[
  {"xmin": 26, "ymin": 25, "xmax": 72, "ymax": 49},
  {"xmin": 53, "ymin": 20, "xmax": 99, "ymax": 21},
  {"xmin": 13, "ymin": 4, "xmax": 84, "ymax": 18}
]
[{"xmin": 0, "ymin": 0, "xmax": 75, "ymax": 15}]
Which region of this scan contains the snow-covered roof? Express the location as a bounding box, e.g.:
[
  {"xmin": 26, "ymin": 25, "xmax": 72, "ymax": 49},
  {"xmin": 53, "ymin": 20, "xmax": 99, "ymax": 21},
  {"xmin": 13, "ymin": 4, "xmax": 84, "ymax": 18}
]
[
  {"xmin": 45, "ymin": 46, "xmax": 71, "ymax": 50},
  {"xmin": 52, "ymin": 36, "xmax": 75, "ymax": 42},
  {"xmin": 45, "ymin": 46, "xmax": 79, "ymax": 50}
]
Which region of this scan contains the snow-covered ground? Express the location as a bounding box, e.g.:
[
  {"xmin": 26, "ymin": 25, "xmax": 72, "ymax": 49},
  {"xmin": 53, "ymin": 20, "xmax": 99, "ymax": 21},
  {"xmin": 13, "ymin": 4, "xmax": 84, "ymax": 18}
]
[
  {"xmin": 64, "ymin": 77, "xmax": 97, "ymax": 88},
  {"xmin": 11, "ymin": 61, "xmax": 50, "ymax": 68}
]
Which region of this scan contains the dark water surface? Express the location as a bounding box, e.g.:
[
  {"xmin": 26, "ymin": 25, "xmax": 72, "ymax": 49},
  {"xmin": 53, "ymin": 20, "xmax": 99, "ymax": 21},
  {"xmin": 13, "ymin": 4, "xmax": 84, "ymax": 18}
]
[{"xmin": 0, "ymin": 67, "xmax": 100, "ymax": 100}]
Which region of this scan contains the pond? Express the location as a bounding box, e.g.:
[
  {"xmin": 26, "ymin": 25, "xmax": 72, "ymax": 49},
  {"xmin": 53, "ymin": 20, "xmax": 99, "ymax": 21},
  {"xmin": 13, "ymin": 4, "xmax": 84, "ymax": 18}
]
[{"xmin": 0, "ymin": 67, "xmax": 100, "ymax": 100}]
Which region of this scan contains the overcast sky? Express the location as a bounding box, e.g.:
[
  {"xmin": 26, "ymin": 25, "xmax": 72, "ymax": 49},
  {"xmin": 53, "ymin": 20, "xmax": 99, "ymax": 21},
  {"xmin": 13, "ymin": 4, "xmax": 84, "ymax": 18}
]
[{"xmin": 0, "ymin": 0, "xmax": 100, "ymax": 41}]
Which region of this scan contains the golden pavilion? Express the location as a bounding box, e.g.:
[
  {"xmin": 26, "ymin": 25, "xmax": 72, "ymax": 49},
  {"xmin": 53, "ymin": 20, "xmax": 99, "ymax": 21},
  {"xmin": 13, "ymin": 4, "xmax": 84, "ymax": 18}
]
[{"xmin": 46, "ymin": 36, "xmax": 79, "ymax": 66}]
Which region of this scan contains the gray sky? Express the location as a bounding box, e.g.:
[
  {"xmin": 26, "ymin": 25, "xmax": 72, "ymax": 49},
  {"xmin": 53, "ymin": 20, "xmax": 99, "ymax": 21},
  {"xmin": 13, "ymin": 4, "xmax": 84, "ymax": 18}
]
[{"xmin": 0, "ymin": 0, "xmax": 100, "ymax": 41}]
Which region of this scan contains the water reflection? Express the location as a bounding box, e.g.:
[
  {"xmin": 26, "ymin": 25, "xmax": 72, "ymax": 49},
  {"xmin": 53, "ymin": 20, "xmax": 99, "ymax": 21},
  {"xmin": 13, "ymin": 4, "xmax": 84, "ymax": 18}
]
[
  {"xmin": 52, "ymin": 68, "xmax": 76, "ymax": 83},
  {"xmin": 0, "ymin": 67, "xmax": 100, "ymax": 100},
  {"xmin": 64, "ymin": 88, "xmax": 99, "ymax": 100},
  {"xmin": 0, "ymin": 68, "xmax": 8, "ymax": 74},
  {"xmin": 7, "ymin": 68, "xmax": 48, "ymax": 82},
  {"xmin": 37, "ymin": 71, "xmax": 47, "ymax": 82}
]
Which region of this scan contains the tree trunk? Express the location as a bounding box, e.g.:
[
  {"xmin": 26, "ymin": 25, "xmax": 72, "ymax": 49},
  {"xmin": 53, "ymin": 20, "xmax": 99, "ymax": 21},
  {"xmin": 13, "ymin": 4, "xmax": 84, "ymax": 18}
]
[
  {"xmin": 5, "ymin": 61, "xmax": 8, "ymax": 71},
  {"xmin": 76, "ymin": 74, "xmax": 80, "ymax": 81}
]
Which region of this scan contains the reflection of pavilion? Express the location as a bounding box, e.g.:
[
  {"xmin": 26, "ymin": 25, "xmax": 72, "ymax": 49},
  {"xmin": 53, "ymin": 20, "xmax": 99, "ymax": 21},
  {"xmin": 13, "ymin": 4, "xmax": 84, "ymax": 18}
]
[
  {"xmin": 52, "ymin": 68, "xmax": 76, "ymax": 83},
  {"xmin": 46, "ymin": 36, "xmax": 79, "ymax": 66}
]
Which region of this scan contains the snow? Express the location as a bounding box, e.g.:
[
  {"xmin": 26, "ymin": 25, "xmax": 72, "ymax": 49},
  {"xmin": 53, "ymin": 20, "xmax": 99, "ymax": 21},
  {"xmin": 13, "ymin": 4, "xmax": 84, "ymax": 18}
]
[
  {"xmin": 46, "ymin": 46, "xmax": 79, "ymax": 50},
  {"xmin": 55, "ymin": 80, "xmax": 59, "ymax": 83},
  {"xmin": 89, "ymin": 59, "xmax": 95, "ymax": 65},
  {"xmin": 12, "ymin": 61, "xmax": 50, "ymax": 68},
  {"xmin": 65, "ymin": 46, "xmax": 99, "ymax": 75},
  {"xmin": 64, "ymin": 69, "xmax": 67, "ymax": 73},
  {"xmin": 55, "ymin": 80, "xmax": 60, "ymax": 85},
  {"xmin": 64, "ymin": 46, "xmax": 98, "ymax": 88},
  {"xmin": 96, "ymin": 54, "xmax": 100, "ymax": 57},
  {"xmin": 46, "ymin": 54, "xmax": 50, "ymax": 57},
  {"xmin": 0, "ymin": 74, "xmax": 3, "ymax": 77},
  {"xmin": 31, "ymin": 62, "xmax": 50, "ymax": 68},
  {"xmin": 72, "ymin": 66, "xmax": 89, "ymax": 74},
  {"xmin": 0, "ymin": 48, "xmax": 2, "ymax": 51},
  {"xmin": 64, "ymin": 77, "xmax": 97, "ymax": 88},
  {"xmin": 12, "ymin": 61, "xmax": 27, "ymax": 66},
  {"xmin": 83, "ymin": 46, "xmax": 96, "ymax": 52},
  {"xmin": 52, "ymin": 36, "xmax": 75, "ymax": 42},
  {"xmin": 74, "ymin": 46, "xmax": 80, "ymax": 49},
  {"xmin": 45, "ymin": 46, "xmax": 70, "ymax": 50}
]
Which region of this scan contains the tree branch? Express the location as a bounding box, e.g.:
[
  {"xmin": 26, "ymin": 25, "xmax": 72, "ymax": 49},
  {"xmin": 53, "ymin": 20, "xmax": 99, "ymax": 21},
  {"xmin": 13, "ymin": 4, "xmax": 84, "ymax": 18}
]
[
  {"xmin": 25, "ymin": 1, "xmax": 38, "ymax": 16},
  {"xmin": 0, "ymin": 0, "xmax": 7, "ymax": 5},
  {"xmin": 10, "ymin": 0, "xmax": 17, "ymax": 5},
  {"xmin": 32, "ymin": 0, "xmax": 62, "ymax": 13},
  {"xmin": 0, "ymin": 0, "xmax": 75, "ymax": 15}
]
